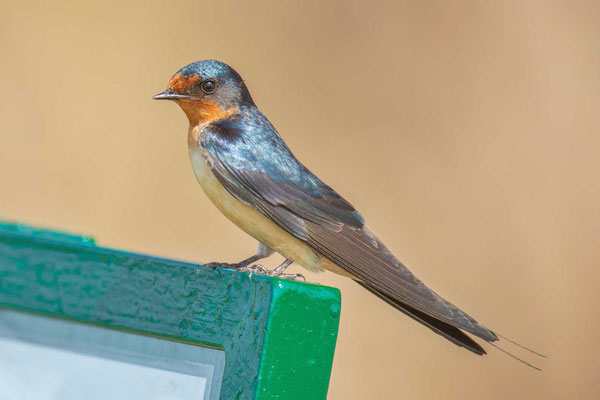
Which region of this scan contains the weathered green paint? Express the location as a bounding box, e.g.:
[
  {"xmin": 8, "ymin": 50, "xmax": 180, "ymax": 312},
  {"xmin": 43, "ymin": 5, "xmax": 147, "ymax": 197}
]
[
  {"xmin": 0, "ymin": 221, "xmax": 96, "ymax": 245},
  {"xmin": 0, "ymin": 222, "xmax": 340, "ymax": 399}
]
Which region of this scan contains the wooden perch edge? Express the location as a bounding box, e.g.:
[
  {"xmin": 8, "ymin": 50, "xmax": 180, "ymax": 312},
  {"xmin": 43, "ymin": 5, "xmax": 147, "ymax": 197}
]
[{"xmin": 0, "ymin": 221, "xmax": 341, "ymax": 400}]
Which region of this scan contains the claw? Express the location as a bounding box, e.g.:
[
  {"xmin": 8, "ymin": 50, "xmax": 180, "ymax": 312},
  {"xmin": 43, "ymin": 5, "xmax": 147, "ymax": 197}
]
[
  {"xmin": 277, "ymin": 272, "xmax": 306, "ymax": 281},
  {"xmin": 239, "ymin": 264, "xmax": 306, "ymax": 281},
  {"xmin": 202, "ymin": 261, "xmax": 307, "ymax": 282}
]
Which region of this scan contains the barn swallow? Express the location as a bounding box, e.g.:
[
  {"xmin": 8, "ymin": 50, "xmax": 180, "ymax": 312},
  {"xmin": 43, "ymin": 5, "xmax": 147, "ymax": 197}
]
[{"xmin": 154, "ymin": 60, "xmax": 542, "ymax": 362}]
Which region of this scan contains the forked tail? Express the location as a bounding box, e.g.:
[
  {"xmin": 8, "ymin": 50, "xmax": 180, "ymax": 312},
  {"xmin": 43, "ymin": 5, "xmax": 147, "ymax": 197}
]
[{"xmin": 355, "ymin": 280, "xmax": 546, "ymax": 370}]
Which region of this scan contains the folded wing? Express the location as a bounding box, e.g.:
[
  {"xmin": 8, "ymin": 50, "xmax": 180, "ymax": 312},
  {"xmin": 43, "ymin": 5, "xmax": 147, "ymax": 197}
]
[{"xmin": 203, "ymin": 119, "xmax": 497, "ymax": 352}]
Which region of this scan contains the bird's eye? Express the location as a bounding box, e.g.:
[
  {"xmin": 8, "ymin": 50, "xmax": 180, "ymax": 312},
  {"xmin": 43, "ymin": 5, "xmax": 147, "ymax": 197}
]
[{"xmin": 201, "ymin": 79, "xmax": 217, "ymax": 94}]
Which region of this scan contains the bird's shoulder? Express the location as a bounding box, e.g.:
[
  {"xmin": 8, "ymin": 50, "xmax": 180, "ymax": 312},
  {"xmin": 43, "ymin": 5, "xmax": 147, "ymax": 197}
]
[
  {"xmin": 201, "ymin": 109, "xmax": 321, "ymax": 193},
  {"xmin": 200, "ymin": 108, "xmax": 365, "ymax": 228}
]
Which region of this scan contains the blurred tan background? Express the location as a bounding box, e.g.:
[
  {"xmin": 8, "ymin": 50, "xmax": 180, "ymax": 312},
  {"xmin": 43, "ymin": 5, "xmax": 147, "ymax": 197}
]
[{"xmin": 1, "ymin": 0, "xmax": 599, "ymax": 398}]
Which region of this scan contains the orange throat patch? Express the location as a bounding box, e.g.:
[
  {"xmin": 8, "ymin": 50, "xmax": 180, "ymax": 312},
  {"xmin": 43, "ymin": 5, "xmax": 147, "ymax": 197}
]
[{"xmin": 176, "ymin": 99, "xmax": 238, "ymax": 126}]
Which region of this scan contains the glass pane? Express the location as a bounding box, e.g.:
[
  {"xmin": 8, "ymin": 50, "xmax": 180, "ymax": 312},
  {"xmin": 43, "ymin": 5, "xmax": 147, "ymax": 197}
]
[{"xmin": 0, "ymin": 310, "xmax": 225, "ymax": 400}]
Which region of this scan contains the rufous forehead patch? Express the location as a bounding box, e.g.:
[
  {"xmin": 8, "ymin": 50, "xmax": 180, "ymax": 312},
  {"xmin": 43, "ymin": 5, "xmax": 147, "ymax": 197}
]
[{"xmin": 168, "ymin": 73, "xmax": 200, "ymax": 93}]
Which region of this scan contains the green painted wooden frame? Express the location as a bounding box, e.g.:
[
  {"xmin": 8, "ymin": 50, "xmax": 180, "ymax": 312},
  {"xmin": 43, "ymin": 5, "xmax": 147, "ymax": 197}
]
[{"xmin": 0, "ymin": 222, "xmax": 341, "ymax": 399}]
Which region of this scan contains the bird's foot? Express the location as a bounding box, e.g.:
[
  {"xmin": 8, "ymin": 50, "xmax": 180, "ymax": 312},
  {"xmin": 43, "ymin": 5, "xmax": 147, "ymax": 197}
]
[
  {"xmin": 239, "ymin": 264, "xmax": 306, "ymax": 282},
  {"xmin": 274, "ymin": 272, "xmax": 306, "ymax": 281},
  {"xmin": 199, "ymin": 260, "xmax": 305, "ymax": 281}
]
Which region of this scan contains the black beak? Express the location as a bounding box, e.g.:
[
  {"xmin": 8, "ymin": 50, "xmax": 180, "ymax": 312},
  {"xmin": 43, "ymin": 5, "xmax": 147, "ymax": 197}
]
[{"xmin": 153, "ymin": 89, "xmax": 191, "ymax": 100}]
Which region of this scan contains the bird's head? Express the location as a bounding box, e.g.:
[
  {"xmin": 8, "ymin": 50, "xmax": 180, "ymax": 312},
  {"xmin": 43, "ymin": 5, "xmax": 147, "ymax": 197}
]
[{"xmin": 154, "ymin": 60, "xmax": 252, "ymax": 125}]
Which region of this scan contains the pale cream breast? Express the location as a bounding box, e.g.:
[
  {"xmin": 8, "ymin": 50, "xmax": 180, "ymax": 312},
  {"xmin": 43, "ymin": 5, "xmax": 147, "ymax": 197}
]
[{"xmin": 188, "ymin": 130, "xmax": 348, "ymax": 274}]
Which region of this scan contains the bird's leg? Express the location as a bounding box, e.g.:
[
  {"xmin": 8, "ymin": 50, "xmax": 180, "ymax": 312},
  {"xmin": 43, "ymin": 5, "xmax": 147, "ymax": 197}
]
[
  {"xmin": 272, "ymin": 258, "xmax": 306, "ymax": 281},
  {"xmin": 272, "ymin": 258, "xmax": 294, "ymax": 275},
  {"xmin": 240, "ymin": 258, "xmax": 306, "ymax": 281},
  {"xmin": 202, "ymin": 243, "xmax": 274, "ymax": 270}
]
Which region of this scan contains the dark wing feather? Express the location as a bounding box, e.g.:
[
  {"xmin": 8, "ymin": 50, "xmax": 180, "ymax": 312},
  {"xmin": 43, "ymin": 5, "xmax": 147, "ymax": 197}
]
[{"xmin": 202, "ymin": 118, "xmax": 497, "ymax": 346}]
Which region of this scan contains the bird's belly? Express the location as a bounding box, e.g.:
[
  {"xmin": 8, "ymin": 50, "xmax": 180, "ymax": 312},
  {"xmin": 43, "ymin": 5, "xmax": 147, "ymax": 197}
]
[{"xmin": 189, "ymin": 147, "xmax": 337, "ymax": 273}]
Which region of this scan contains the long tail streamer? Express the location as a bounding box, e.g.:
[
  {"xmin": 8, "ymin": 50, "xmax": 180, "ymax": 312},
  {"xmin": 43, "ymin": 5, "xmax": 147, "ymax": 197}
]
[
  {"xmin": 488, "ymin": 341, "xmax": 542, "ymax": 371},
  {"xmin": 497, "ymin": 333, "xmax": 548, "ymax": 358}
]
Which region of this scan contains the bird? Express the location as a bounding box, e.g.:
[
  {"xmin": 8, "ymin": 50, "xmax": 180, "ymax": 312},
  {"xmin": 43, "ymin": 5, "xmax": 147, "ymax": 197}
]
[{"xmin": 154, "ymin": 60, "xmax": 542, "ymax": 362}]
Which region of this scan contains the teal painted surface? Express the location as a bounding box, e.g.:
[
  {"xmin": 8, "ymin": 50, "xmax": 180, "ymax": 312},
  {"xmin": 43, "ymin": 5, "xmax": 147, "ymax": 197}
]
[
  {"xmin": 257, "ymin": 278, "xmax": 341, "ymax": 399},
  {"xmin": 0, "ymin": 222, "xmax": 340, "ymax": 399},
  {"xmin": 0, "ymin": 222, "xmax": 96, "ymax": 245}
]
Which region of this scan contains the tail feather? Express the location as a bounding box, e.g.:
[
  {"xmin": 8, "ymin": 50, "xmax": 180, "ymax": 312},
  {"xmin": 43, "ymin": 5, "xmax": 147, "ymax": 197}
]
[
  {"xmin": 496, "ymin": 333, "xmax": 548, "ymax": 358},
  {"xmin": 357, "ymin": 280, "xmax": 546, "ymax": 370},
  {"xmin": 487, "ymin": 341, "xmax": 542, "ymax": 371},
  {"xmin": 356, "ymin": 280, "xmax": 487, "ymax": 355}
]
